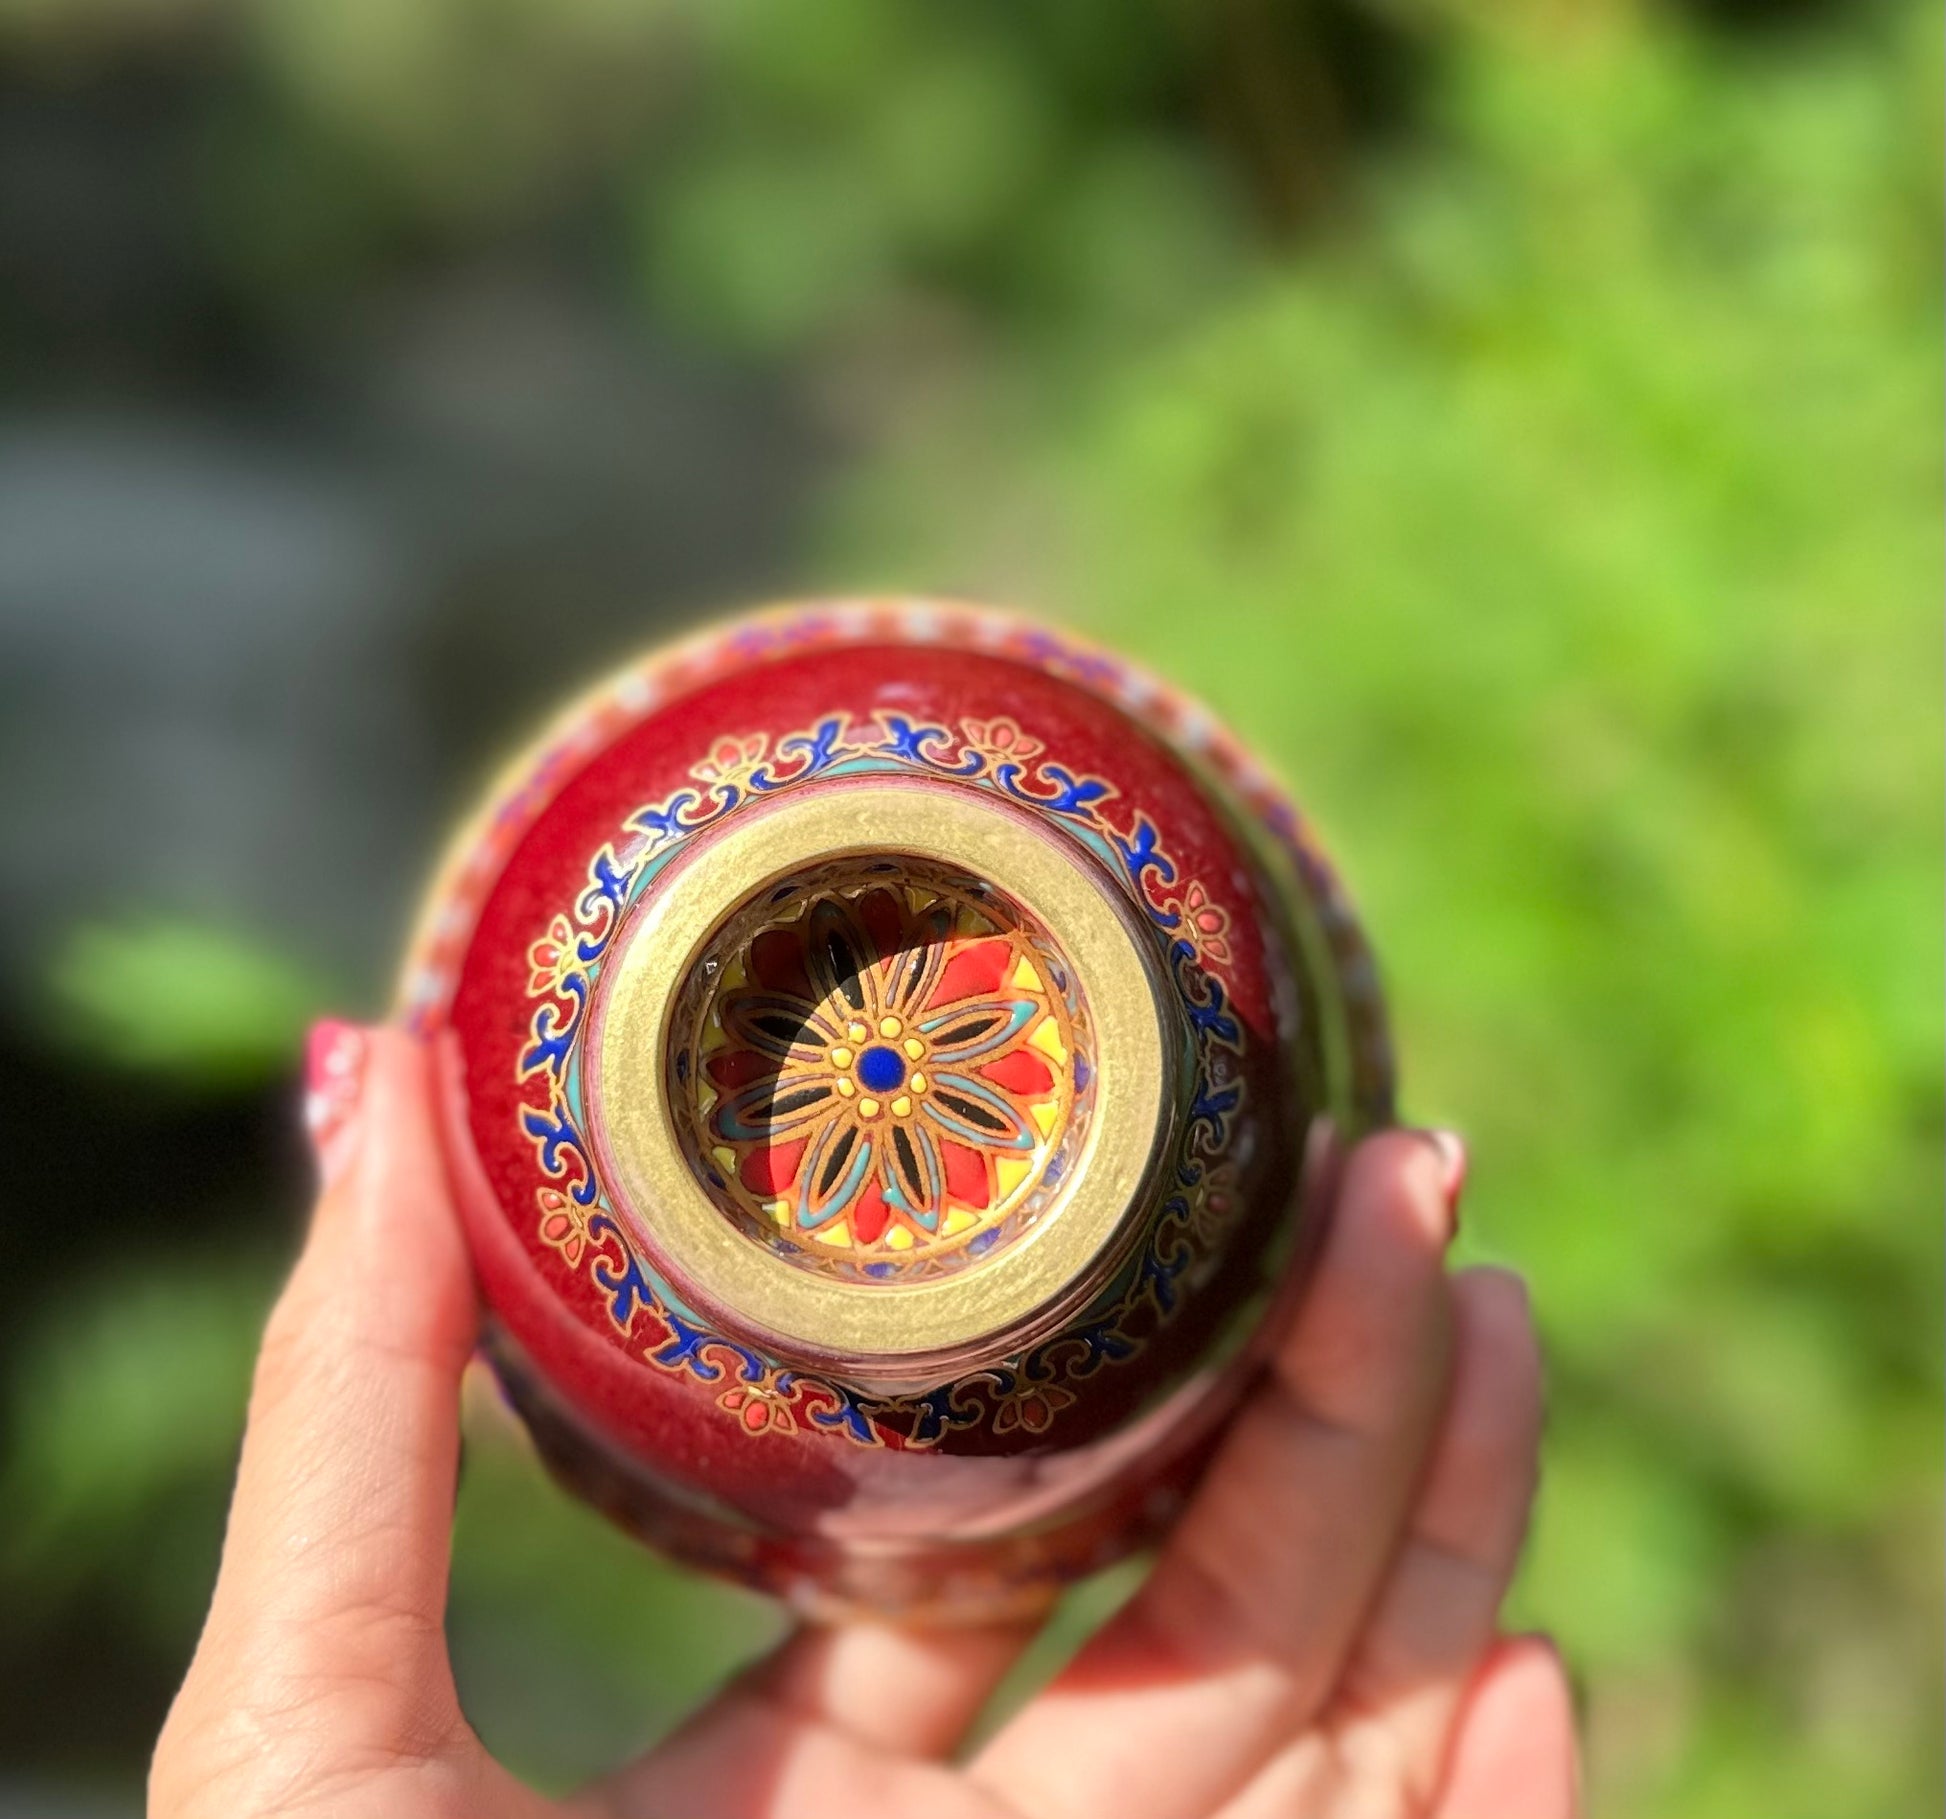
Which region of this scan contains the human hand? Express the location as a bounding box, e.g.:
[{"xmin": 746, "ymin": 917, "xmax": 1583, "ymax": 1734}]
[{"xmin": 152, "ymin": 1024, "xmax": 1578, "ymax": 1819}]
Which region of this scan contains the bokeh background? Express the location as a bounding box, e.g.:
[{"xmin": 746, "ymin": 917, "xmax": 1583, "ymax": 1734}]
[{"xmin": 1, "ymin": 0, "xmax": 1938, "ymax": 1813}]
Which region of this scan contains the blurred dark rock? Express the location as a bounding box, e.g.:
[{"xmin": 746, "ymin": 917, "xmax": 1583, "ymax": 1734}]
[{"xmin": 0, "ymin": 272, "xmax": 823, "ymax": 999}]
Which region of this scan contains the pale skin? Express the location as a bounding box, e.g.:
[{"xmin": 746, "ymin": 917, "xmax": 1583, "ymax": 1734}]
[{"xmin": 153, "ymin": 1028, "xmax": 1580, "ymax": 1818}]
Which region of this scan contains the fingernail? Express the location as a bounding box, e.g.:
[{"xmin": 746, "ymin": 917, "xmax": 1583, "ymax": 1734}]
[
  {"xmin": 304, "ymin": 1019, "xmax": 368, "ymax": 1186},
  {"xmin": 1299, "ymin": 1114, "xmax": 1340, "ymax": 1215},
  {"xmin": 1420, "ymin": 1128, "xmax": 1468, "ymax": 1228}
]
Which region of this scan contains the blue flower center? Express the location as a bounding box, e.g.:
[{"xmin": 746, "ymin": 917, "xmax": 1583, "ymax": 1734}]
[{"xmin": 856, "ymin": 1044, "xmax": 906, "ymax": 1093}]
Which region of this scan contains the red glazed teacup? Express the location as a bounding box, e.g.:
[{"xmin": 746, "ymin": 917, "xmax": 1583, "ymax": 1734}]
[{"xmin": 401, "ymin": 601, "xmax": 1391, "ymax": 1620}]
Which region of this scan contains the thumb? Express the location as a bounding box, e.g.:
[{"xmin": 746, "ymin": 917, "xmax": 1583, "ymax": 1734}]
[{"xmin": 159, "ymin": 1024, "xmax": 480, "ymax": 1795}]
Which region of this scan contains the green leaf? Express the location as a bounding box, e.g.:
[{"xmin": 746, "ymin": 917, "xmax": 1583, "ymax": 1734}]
[{"xmin": 47, "ymin": 919, "xmax": 334, "ymax": 1087}]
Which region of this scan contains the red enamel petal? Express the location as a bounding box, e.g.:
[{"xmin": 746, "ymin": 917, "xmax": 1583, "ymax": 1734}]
[
  {"xmin": 708, "ymin": 1048, "xmax": 781, "ymax": 1088},
  {"xmin": 857, "ymin": 888, "xmax": 904, "ymax": 959},
  {"xmin": 739, "ymin": 1137, "xmax": 806, "ymax": 1196},
  {"xmin": 931, "ymin": 939, "xmax": 1014, "ymax": 1006},
  {"xmin": 851, "ymin": 1179, "xmax": 891, "ymax": 1244},
  {"xmin": 941, "ymin": 1140, "xmax": 992, "ymax": 1209},
  {"xmin": 751, "ymin": 930, "xmax": 815, "ymax": 1000},
  {"xmin": 979, "ymin": 1049, "xmax": 1055, "ymax": 1096}
]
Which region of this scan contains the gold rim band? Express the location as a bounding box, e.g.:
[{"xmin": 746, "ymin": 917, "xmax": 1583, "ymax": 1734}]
[{"xmin": 589, "ymin": 780, "xmax": 1172, "ymax": 1372}]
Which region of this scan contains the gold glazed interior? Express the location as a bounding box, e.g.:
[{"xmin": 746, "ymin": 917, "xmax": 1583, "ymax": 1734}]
[{"xmin": 589, "ymin": 781, "xmax": 1175, "ymax": 1374}]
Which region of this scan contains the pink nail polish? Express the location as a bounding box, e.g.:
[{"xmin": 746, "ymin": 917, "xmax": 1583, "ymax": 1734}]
[
  {"xmin": 304, "ymin": 1019, "xmax": 368, "ymax": 1184},
  {"xmin": 1422, "ymin": 1128, "xmax": 1468, "ymax": 1227},
  {"xmin": 1299, "ymin": 1113, "xmax": 1340, "ymax": 1217}
]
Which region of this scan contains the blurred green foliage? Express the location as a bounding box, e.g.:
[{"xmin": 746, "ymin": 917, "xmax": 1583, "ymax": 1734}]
[
  {"xmin": 0, "ymin": 0, "xmax": 1936, "ymax": 1814},
  {"xmin": 5, "ymin": 1255, "xmax": 277, "ymax": 1637},
  {"xmin": 47, "ymin": 920, "xmax": 331, "ymax": 1085},
  {"xmin": 824, "ymin": 8, "xmax": 1943, "ymax": 1813}
]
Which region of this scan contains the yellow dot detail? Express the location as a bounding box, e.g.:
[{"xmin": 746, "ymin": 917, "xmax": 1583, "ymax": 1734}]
[
  {"xmin": 878, "ymin": 1015, "xmax": 902, "ymax": 1038},
  {"xmin": 830, "ymin": 1045, "xmax": 853, "ymax": 1068},
  {"xmin": 902, "ymin": 1037, "xmax": 925, "ymax": 1060},
  {"xmin": 910, "ymin": 1071, "xmax": 928, "ymax": 1093},
  {"xmin": 848, "ymin": 1021, "xmax": 868, "ymax": 1042},
  {"xmin": 891, "ymin": 1095, "xmax": 913, "ymax": 1118},
  {"xmin": 836, "ymin": 1078, "xmax": 855, "ymax": 1098},
  {"xmin": 858, "ymin": 1097, "xmax": 880, "ymax": 1119}
]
